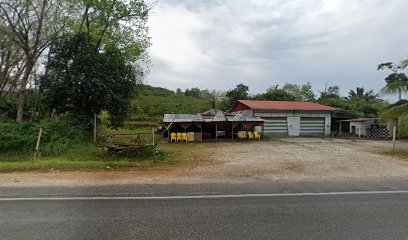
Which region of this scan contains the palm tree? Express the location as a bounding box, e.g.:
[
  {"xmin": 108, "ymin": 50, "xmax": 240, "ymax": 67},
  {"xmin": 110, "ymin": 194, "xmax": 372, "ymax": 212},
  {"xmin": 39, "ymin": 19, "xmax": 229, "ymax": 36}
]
[
  {"xmin": 348, "ymin": 87, "xmax": 381, "ymax": 103},
  {"xmin": 378, "ymin": 62, "xmax": 408, "ymax": 101}
]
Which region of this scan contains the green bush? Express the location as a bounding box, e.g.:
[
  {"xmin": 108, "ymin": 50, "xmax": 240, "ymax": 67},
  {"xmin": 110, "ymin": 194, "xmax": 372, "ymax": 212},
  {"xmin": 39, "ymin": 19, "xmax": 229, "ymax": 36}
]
[
  {"xmin": 0, "ymin": 117, "xmax": 88, "ymax": 156},
  {"xmin": 399, "ymin": 114, "xmax": 408, "ymax": 138}
]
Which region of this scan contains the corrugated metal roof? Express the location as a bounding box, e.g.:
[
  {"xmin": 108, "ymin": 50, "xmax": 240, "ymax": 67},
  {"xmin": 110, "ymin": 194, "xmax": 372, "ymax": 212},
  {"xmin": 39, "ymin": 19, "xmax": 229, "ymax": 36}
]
[
  {"xmin": 212, "ymin": 110, "xmax": 227, "ymax": 122},
  {"xmin": 163, "ymin": 111, "xmax": 264, "ymax": 123},
  {"xmin": 340, "ymin": 118, "xmax": 378, "ymax": 122},
  {"xmin": 225, "ymin": 115, "xmax": 264, "ymax": 122},
  {"xmin": 202, "ymin": 109, "xmax": 228, "ymax": 116},
  {"xmin": 163, "ymin": 114, "xmax": 197, "ymax": 123},
  {"xmin": 237, "ymin": 100, "xmax": 337, "ymax": 111}
]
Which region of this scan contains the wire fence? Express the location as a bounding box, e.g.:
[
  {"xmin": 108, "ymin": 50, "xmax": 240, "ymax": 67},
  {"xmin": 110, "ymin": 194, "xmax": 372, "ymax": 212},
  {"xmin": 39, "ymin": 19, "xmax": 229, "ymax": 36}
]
[{"xmin": 106, "ymin": 129, "xmax": 162, "ymax": 146}]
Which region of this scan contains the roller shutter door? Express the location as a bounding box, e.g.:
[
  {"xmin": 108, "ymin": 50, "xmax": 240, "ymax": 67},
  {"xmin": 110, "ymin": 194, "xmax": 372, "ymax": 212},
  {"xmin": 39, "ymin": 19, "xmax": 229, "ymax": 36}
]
[
  {"xmin": 263, "ymin": 117, "xmax": 288, "ymax": 136},
  {"xmin": 300, "ymin": 117, "xmax": 325, "ymax": 136}
]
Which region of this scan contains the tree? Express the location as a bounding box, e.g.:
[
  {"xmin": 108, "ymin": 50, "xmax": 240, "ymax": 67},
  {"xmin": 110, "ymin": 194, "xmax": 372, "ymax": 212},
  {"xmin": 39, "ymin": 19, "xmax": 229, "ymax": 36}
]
[
  {"xmin": 184, "ymin": 87, "xmax": 201, "ymax": 99},
  {"xmin": 281, "ymin": 82, "xmax": 315, "ymax": 102},
  {"xmin": 207, "ymin": 90, "xmax": 225, "ymax": 109},
  {"xmin": 0, "ymin": 0, "xmax": 66, "ymax": 122},
  {"xmin": 41, "ymin": 33, "xmax": 140, "ymax": 129},
  {"xmin": 378, "ymin": 62, "xmax": 408, "ymax": 101},
  {"xmin": 224, "ymin": 83, "xmax": 249, "ymax": 109},
  {"xmin": 348, "ymin": 87, "xmax": 381, "ymax": 103},
  {"xmin": 69, "ymin": 0, "xmax": 151, "ymax": 62},
  {"xmin": 319, "ymin": 85, "xmax": 340, "ymax": 99},
  {"xmin": 0, "ymin": 30, "xmax": 25, "ymax": 98},
  {"xmin": 254, "ymin": 85, "xmax": 296, "ymax": 101}
]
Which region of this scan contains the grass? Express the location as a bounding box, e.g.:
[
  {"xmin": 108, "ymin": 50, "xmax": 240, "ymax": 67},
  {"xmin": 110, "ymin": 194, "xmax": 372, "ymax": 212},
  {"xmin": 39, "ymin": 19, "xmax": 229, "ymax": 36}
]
[
  {"xmin": 0, "ymin": 124, "xmax": 170, "ymax": 172},
  {"xmin": 0, "ymin": 125, "xmax": 227, "ymax": 172},
  {"xmin": 0, "ymin": 136, "xmax": 214, "ymax": 172},
  {"xmin": 0, "ymin": 142, "xmax": 173, "ymax": 172},
  {"xmin": 380, "ymin": 149, "xmax": 408, "ymax": 160}
]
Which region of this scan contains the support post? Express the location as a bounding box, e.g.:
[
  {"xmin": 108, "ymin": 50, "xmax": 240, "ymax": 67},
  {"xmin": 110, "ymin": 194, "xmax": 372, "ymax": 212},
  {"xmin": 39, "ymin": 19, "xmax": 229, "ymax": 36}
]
[
  {"xmin": 93, "ymin": 112, "xmax": 97, "ymax": 143},
  {"xmin": 215, "ymin": 123, "xmax": 218, "ymax": 141},
  {"xmin": 339, "ymin": 121, "xmax": 342, "ymax": 136},
  {"xmin": 232, "ymin": 125, "xmax": 234, "ymax": 140},
  {"xmin": 358, "ymin": 126, "xmax": 361, "ymax": 138}
]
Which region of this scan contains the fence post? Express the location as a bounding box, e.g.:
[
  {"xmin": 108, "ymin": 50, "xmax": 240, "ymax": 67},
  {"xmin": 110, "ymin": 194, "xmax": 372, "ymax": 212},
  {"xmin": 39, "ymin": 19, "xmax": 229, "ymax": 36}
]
[
  {"xmin": 33, "ymin": 128, "xmax": 43, "ymax": 162},
  {"xmin": 152, "ymin": 127, "xmax": 155, "ymax": 146},
  {"xmin": 392, "ymin": 126, "xmax": 397, "ymax": 156}
]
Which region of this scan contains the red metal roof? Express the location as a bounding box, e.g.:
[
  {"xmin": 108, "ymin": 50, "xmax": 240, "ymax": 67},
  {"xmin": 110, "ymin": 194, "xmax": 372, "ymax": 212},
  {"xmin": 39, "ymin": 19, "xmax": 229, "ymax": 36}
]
[{"xmin": 235, "ymin": 100, "xmax": 337, "ymax": 111}]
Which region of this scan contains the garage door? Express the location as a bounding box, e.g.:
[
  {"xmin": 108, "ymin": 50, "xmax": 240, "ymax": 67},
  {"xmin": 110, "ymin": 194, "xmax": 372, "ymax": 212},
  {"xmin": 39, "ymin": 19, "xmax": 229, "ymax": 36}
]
[
  {"xmin": 263, "ymin": 117, "xmax": 288, "ymax": 136},
  {"xmin": 300, "ymin": 117, "xmax": 325, "ymax": 136}
]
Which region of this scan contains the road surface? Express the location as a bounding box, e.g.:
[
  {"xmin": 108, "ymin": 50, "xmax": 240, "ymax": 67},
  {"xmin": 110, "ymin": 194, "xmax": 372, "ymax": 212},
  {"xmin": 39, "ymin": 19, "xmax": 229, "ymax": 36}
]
[{"xmin": 1, "ymin": 180, "xmax": 408, "ymax": 240}]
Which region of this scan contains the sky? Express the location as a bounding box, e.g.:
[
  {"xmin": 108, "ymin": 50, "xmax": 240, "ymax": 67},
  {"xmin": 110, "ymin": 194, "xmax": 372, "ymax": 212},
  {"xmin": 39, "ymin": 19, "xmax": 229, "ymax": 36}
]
[{"xmin": 146, "ymin": 0, "xmax": 408, "ymax": 99}]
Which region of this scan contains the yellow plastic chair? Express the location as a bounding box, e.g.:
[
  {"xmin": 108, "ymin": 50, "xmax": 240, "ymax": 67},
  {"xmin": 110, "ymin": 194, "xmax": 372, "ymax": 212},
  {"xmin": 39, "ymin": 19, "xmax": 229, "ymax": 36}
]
[
  {"xmin": 248, "ymin": 131, "xmax": 254, "ymax": 140},
  {"xmin": 176, "ymin": 132, "xmax": 182, "ymax": 142},
  {"xmin": 170, "ymin": 132, "xmax": 177, "ymax": 143},
  {"xmin": 254, "ymin": 131, "xmax": 261, "ymax": 140},
  {"xmin": 181, "ymin": 133, "xmax": 188, "ymax": 142}
]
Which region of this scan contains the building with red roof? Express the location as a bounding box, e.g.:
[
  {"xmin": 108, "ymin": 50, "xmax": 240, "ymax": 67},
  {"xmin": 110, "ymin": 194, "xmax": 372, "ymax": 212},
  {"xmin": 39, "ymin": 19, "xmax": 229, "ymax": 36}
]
[{"xmin": 231, "ymin": 100, "xmax": 337, "ymax": 136}]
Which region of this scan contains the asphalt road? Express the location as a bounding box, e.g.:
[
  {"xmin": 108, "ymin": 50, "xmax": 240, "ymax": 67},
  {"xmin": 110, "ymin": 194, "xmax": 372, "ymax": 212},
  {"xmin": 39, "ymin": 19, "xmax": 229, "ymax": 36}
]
[{"xmin": 1, "ymin": 180, "xmax": 408, "ymax": 240}]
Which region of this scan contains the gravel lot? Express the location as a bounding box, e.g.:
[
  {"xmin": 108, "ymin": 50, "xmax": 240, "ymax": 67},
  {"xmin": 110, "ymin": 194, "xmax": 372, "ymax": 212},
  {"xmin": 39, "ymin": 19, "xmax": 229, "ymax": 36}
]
[
  {"xmin": 190, "ymin": 138, "xmax": 408, "ymax": 181},
  {"xmin": 1, "ymin": 138, "xmax": 407, "ymax": 186}
]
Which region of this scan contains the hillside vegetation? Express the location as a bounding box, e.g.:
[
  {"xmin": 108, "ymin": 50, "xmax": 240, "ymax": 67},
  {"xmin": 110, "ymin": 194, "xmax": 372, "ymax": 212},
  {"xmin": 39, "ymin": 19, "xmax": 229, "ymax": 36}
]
[{"xmin": 130, "ymin": 85, "xmax": 211, "ymax": 121}]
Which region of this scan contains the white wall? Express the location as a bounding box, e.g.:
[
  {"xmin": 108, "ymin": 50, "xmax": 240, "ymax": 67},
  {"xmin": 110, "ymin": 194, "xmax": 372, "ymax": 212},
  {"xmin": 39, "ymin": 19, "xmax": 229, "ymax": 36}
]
[
  {"xmin": 349, "ymin": 120, "xmax": 375, "ymax": 137},
  {"xmin": 287, "ymin": 117, "xmax": 300, "ymax": 136}
]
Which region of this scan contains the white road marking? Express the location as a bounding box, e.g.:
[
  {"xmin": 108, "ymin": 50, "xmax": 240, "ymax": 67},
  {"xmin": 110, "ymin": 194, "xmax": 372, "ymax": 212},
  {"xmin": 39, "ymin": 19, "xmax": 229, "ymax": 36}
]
[{"xmin": 1, "ymin": 190, "xmax": 408, "ymax": 201}]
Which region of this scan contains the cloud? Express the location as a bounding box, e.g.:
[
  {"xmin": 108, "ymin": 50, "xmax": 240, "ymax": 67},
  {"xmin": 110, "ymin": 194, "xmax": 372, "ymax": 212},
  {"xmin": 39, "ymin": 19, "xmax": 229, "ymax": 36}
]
[{"xmin": 146, "ymin": 0, "xmax": 408, "ymax": 99}]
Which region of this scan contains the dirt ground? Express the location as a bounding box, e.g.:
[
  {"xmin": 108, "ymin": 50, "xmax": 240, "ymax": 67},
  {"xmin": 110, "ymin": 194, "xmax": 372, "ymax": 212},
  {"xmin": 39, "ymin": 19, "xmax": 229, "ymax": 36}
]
[
  {"xmin": 189, "ymin": 138, "xmax": 408, "ymax": 181},
  {"xmin": 1, "ymin": 138, "xmax": 408, "ymax": 186}
]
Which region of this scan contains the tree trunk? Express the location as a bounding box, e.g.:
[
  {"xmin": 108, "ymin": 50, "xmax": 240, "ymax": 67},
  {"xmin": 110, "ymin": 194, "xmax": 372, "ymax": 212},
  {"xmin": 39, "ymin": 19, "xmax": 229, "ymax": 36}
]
[
  {"xmin": 93, "ymin": 112, "xmax": 97, "ymax": 143},
  {"xmin": 16, "ymin": 58, "xmax": 34, "ymax": 122},
  {"xmin": 398, "ymin": 88, "xmax": 402, "ymax": 101}
]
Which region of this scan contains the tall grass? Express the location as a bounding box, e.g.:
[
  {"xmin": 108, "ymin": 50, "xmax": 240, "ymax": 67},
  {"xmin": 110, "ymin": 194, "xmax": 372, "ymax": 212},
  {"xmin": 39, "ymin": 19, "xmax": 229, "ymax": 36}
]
[{"xmin": 0, "ymin": 117, "xmax": 88, "ymax": 156}]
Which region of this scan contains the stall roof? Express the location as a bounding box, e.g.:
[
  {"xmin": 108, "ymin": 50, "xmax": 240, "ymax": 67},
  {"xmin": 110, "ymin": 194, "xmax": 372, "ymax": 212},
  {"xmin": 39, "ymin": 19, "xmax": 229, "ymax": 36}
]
[
  {"xmin": 163, "ymin": 111, "xmax": 264, "ymax": 123},
  {"xmin": 163, "ymin": 114, "xmax": 197, "ymax": 123},
  {"xmin": 225, "ymin": 115, "xmax": 264, "ymax": 122}
]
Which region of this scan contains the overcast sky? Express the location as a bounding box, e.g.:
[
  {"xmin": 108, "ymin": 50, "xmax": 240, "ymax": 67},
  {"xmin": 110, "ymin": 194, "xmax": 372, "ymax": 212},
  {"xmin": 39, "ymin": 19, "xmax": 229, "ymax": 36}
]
[{"xmin": 146, "ymin": 0, "xmax": 408, "ymax": 99}]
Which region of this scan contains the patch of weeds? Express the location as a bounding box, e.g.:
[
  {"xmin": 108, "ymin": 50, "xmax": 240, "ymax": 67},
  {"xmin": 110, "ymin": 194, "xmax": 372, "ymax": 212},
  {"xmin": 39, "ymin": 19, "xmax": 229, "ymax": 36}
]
[{"xmin": 380, "ymin": 149, "xmax": 408, "ymax": 160}]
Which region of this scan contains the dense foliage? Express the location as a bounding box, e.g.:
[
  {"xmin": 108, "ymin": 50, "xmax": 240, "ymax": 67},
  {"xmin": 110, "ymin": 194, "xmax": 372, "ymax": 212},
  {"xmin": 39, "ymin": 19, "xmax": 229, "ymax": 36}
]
[
  {"xmin": 318, "ymin": 86, "xmax": 386, "ymax": 118},
  {"xmin": 380, "ymin": 100, "xmax": 408, "ymax": 138},
  {"xmin": 41, "ymin": 33, "xmax": 139, "ymax": 128},
  {"xmin": 0, "ymin": 117, "xmax": 87, "ymax": 156}
]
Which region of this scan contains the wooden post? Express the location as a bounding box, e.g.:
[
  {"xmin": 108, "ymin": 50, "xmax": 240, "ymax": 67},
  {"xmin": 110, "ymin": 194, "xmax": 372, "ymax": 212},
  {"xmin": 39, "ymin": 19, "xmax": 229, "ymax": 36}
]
[
  {"xmin": 33, "ymin": 128, "xmax": 43, "ymax": 162},
  {"xmin": 152, "ymin": 127, "xmax": 155, "ymax": 146},
  {"xmin": 232, "ymin": 125, "xmax": 234, "ymax": 140},
  {"xmin": 93, "ymin": 112, "xmax": 97, "ymax": 143},
  {"xmin": 392, "ymin": 126, "xmax": 397, "ymax": 156}
]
